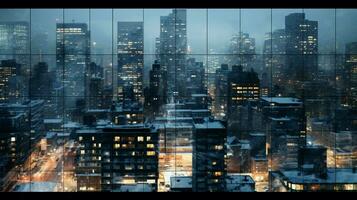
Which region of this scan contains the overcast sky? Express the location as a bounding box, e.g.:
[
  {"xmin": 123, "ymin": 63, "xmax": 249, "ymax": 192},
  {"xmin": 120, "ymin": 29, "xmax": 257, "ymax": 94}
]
[{"xmin": 1, "ymin": 8, "xmax": 357, "ymax": 55}]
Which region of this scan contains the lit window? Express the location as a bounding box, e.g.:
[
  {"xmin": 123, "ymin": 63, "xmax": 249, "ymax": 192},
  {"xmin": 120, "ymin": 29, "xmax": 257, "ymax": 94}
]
[
  {"xmin": 80, "ymin": 150, "xmax": 85, "ymax": 155},
  {"xmin": 146, "ymin": 136, "xmax": 151, "ymax": 141},
  {"xmin": 147, "ymin": 144, "xmax": 154, "ymax": 148},
  {"xmin": 78, "ymin": 136, "xmax": 83, "ymax": 141},
  {"xmin": 114, "ymin": 136, "xmax": 120, "ymax": 142},
  {"xmin": 214, "ymin": 145, "xmax": 223, "ymax": 150},
  {"xmin": 137, "ymin": 136, "xmax": 144, "ymax": 142},
  {"xmin": 147, "ymin": 151, "xmax": 155, "ymax": 156},
  {"xmin": 214, "ymin": 172, "xmax": 222, "ymax": 176},
  {"xmin": 92, "ymin": 136, "xmax": 95, "ymax": 141},
  {"xmin": 10, "ymin": 137, "xmax": 16, "ymax": 142},
  {"xmin": 114, "ymin": 144, "xmax": 120, "ymax": 149}
]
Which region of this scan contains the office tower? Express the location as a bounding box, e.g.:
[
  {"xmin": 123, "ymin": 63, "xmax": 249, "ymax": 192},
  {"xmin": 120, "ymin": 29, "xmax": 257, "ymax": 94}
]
[
  {"xmin": 56, "ymin": 23, "xmax": 90, "ymax": 110},
  {"xmin": 155, "ymin": 37, "xmax": 160, "ymax": 61},
  {"xmin": 117, "ymin": 21, "xmax": 144, "ymax": 104},
  {"xmin": 0, "ymin": 108, "xmax": 30, "ymax": 191},
  {"xmin": 0, "ymin": 59, "xmax": 24, "ymax": 103},
  {"xmin": 30, "ymin": 62, "xmax": 53, "ymax": 99},
  {"xmin": 76, "ymin": 125, "xmax": 159, "ymax": 192},
  {"xmin": 345, "ymin": 42, "xmax": 357, "ymax": 108},
  {"xmin": 76, "ymin": 128, "xmax": 102, "ymax": 192},
  {"xmin": 159, "ymin": 9, "xmax": 187, "ymax": 100},
  {"xmin": 263, "ymin": 29, "xmax": 286, "ymax": 92},
  {"xmin": 285, "ymin": 13, "xmax": 318, "ymax": 82},
  {"xmin": 0, "ymin": 22, "xmax": 29, "ymax": 68},
  {"xmin": 213, "ymin": 64, "xmax": 230, "ymax": 119},
  {"xmin": 148, "ymin": 61, "xmax": 166, "ymax": 117},
  {"xmin": 227, "ymin": 65, "xmax": 260, "ymax": 114},
  {"xmin": 260, "ymin": 97, "xmax": 306, "ymax": 170},
  {"xmin": 102, "ymin": 86, "xmax": 113, "ymax": 110},
  {"xmin": 87, "ymin": 62, "xmax": 104, "ymax": 109},
  {"xmin": 192, "ymin": 118, "xmax": 227, "ymax": 192},
  {"xmin": 186, "ymin": 58, "xmax": 206, "ymax": 96},
  {"xmin": 228, "ymin": 32, "xmax": 256, "ymax": 68},
  {"xmin": 88, "ymin": 77, "xmax": 104, "ymax": 109}
]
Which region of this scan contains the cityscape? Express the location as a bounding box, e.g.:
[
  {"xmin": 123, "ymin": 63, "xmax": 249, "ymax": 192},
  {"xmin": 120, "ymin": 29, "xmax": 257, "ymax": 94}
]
[{"xmin": 0, "ymin": 8, "xmax": 357, "ymax": 192}]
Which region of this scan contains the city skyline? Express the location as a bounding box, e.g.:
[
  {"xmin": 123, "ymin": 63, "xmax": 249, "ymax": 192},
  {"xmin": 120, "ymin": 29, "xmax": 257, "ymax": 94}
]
[{"xmin": 0, "ymin": 8, "xmax": 357, "ymax": 192}]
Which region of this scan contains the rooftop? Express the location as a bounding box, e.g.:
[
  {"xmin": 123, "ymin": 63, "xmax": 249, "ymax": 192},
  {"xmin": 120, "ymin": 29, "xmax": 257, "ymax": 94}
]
[
  {"xmin": 226, "ymin": 174, "xmax": 255, "ymax": 192},
  {"xmin": 13, "ymin": 182, "xmax": 57, "ymax": 192},
  {"xmin": 279, "ymin": 168, "xmax": 357, "ymax": 184},
  {"xmin": 261, "ymin": 97, "xmax": 302, "ymax": 105},
  {"xmin": 113, "ymin": 183, "xmax": 154, "ymax": 192},
  {"xmin": 170, "ymin": 176, "xmax": 192, "ymax": 189},
  {"xmin": 44, "ymin": 118, "xmax": 63, "ymax": 124},
  {"xmin": 194, "ymin": 120, "xmax": 225, "ymax": 129}
]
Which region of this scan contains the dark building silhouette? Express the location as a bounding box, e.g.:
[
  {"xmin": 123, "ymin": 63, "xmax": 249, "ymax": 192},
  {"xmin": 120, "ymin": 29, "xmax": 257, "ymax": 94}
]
[
  {"xmin": 192, "ymin": 118, "xmax": 227, "ymax": 192},
  {"xmin": 285, "ymin": 13, "xmax": 318, "ymax": 83}
]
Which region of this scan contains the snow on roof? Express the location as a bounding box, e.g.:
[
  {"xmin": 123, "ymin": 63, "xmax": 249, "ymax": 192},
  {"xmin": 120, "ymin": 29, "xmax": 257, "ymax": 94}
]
[
  {"xmin": 170, "ymin": 176, "xmax": 192, "ymax": 189},
  {"xmin": 194, "ymin": 121, "xmax": 225, "ymax": 129},
  {"xmin": 44, "ymin": 119, "xmax": 63, "ymax": 123},
  {"xmin": 281, "ymin": 168, "xmax": 357, "ymax": 184},
  {"xmin": 113, "ymin": 183, "xmax": 154, "ymax": 192},
  {"xmin": 261, "ymin": 97, "xmax": 302, "ymax": 105},
  {"xmin": 13, "ymin": 182, "xmax": 57, "ymax": 192}
]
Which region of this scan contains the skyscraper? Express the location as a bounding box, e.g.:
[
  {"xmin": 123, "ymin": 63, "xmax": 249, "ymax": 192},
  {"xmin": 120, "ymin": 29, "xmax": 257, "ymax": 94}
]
[
  {"xmin": 345, "ymin": 42, "xmax": 357, "ymax": 108},
  {"xmin": 56, "ymin": 23, "xmax": 90, "ymax": 110},
  {"xmin": 228, "ymin": 32, "xmax": 256, "ymax": 68},
  {"xmin": 285, "ymin": 13, "xmax": 318, "ymax": 83},
  {"xmin": 227, "ymin": 65, "xmax": 260, "ymax": 114},
  {"xmin": 192, "ymin": 118, "xmax": 227, "ymax": 192},
  {"xmin": 117, "ymin": 21, "xmax": 144, "ymax": 104},
  {"xmin": 263, "ymin": 29, "xmax": 286, "ymax": 92},
  {"xmin": 76, "ymin": 125, "xmax": 159, "ymax": 192},
  {"xmin": 213, "ymin": 64, "xmax": 230, "ymax": 119},
  {"xmin": 147, "ymin": 61, "xmax": 166, "ymax": 117},
  {"xmin": 0, "ymin": 60, "xmax": 23, "ymax": 103},
  {"xmin": 30, "ymin": 62, "xmax": 53, "ymax": 99},
  {"xmin": 159, "ymin": 9, "xmax": 187, "ymax": 100},
  {"xmin": 0, "ymin": 22, "xmax": 29, "ymax": 67}
]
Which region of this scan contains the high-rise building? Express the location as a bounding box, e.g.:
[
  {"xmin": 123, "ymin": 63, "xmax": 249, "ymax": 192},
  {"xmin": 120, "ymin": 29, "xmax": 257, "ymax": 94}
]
[
  {"xmin": 159, "ymin": 9, "xmax": 187, "ymax": 100},
  {"xmin": 0, "ymin": 22, "xmax": 29, "ymax": 68},
  {"xmin": 0, "ymin": 60, "xmax": 24, "ymax": 103},
  {"xmin": 30, "ymin": 62, "xmax": 53, "ymax": 99},
  {"xmin": 285, "ymin": 13, "xmax": 318, "ymax": 82},
  {"xmin": 147, "ymin": 61, "xmax": 166, "ymax": 117},
  {"xmin": 228, "ymin": 32, "xmax": 256, "ymax": 68},
  {"xmin": 88, "ymin": 77, "xmax": 104, "ymax": 109},
  {"xmin": 0, "ymin": 108, "xmax": 30, "ymax": 191},
  {"xmin": 117, "ymin": 22, "xmax": 144, "ymax": 104},
  {"xmin": 263, "ymin": 29, "xmax": 286, "ymax": 93},
  {"xmin": 213, "ymin": 64, "xmax": 230, "ymax": 119},
  {"xmin": 192, "ymin": 118, "xmax": 227, "ymax": 192},
  {"xmin": 56, "ymin": 23, "xmax": 90, "ymax": 110},
  {"xmin": 345, "ymin": 42, "xmax": 357, "ymax": 108},
  {"xmin": 76, "ymin": 124, "xmax": 159, "ymax": 192},
  {"xmin": 186, "ymin": 58, "xmax": 206, "ymax": 96},
  {"xmin": 227, "ymin": 65, "xmax": 260, "ymax": 114},
  {"xmin": 260, "ymin": 97, "xmax": 306, "ymax": 170}
]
